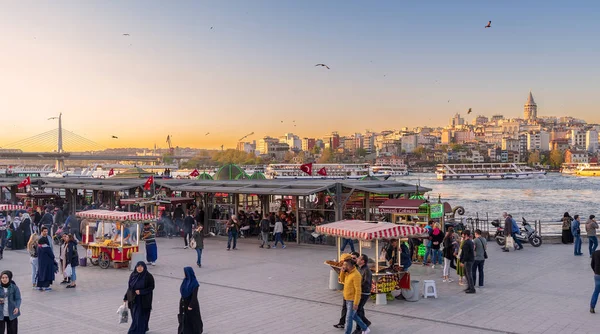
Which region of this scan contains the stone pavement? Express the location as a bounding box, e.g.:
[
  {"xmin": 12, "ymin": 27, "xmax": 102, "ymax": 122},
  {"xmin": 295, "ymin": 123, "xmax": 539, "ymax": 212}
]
[{"xmin": 0, "ymin": 235, "xmax": 598, "ymax": 334}]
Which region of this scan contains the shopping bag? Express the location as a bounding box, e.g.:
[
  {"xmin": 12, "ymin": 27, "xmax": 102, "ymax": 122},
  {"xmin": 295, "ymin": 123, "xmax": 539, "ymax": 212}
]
[
  {"xmin": 117, "ymin": 302, "xmax": 129, "ymax": 324},
  {"xmin": 64, "ymin": 264, "xmax": 73, "ymax": 278},
  {"xmin": 505, "ymin": 236, "xmax": 514, "ymax": 249}
]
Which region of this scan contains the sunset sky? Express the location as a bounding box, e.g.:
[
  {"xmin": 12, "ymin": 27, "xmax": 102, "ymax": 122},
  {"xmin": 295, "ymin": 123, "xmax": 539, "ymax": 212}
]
[{"xmin": 1, "ymin": 1, "xmax": 599, "ymax": 150}]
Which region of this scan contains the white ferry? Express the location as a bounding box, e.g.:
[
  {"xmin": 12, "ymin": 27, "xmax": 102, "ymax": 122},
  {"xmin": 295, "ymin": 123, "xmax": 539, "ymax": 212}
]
[
  {"xmin": 370, "ymin": 164, "xmax": 409, "ymax": 178},
  {"xmin": 560, "ymin": 163, "xmax": 589, "ymax": 175},
  {"xmin": 435, "ymin": 163, "xmax": 546, "ymax": 180},
  {"xmin": 0, "ymin": 165, "xmax": 54, "ymax": 178},
  {"xmin": 266, "ymin": 163, "xmax": 374, "ymax": 180}
]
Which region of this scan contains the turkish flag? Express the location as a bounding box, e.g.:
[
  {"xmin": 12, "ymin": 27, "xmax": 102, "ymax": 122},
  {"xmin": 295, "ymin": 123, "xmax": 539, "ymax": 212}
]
[
  {"xmin": 317, "ymin": 167, "xmax": 327, "ymax": 176},
  {"xmin": 143, "ymin": 176, "xmax": 154, "ymax": 190},
  {"xmin": 189, "ymin": 169, "xmax": 200, "ymax": 177},
  {"xmin": 300, "ymin": 163, "xmax": 313, "ymax": 175},
  {"xmin": 17, "ymin": 176, "xmax": 31, "ymax": 189},
  {"xmin": 108, "ymin": 168, "xmax": 114, "ymax": 177}
]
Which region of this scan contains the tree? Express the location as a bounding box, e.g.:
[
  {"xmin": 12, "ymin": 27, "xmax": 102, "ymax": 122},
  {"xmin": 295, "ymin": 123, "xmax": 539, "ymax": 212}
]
[
  {"xmin": 296, "ymin": 151, "xmax": 306, "ymax": 163},
  {"xmin": 549, "ymin": 149, "xmax": 564, "ymax": 168},
  {"xmin": 283, "ymin": 151, "xmax": 295, "ymax": 163},
  {"xmin": 527, "ymin": 151, "xmax": 540, "ymax": 165},
  {"xmin": 355, "ymin": 148, "xmax": 367, "ymax": 157},
  {"xmin": 310, "ymin": 146, "xmax": 321, "ymax": 155},
  {"xmin": 318, "ymin": 148, "xmax": 334, "ymax": 163}
]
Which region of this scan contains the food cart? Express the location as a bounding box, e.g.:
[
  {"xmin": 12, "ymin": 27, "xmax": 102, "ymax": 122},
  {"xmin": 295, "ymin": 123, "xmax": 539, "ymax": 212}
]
[
  {"xmin": 316, "ymin": 220, "xmax": 426, "ymax": 304},
  {"xmin": 76, "ymin": 210, "xmax": 155, "ymax": 269}
]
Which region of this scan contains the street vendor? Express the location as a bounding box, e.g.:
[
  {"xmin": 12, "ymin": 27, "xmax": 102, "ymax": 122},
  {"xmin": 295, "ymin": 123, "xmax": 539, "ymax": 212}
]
[
  {"xmin": 113, "ymin": 222, "xmax": 131, "ymax": 244},
  {"xmin": 385, "ymin": 239, "xmax": 399, "ymax": 266}
]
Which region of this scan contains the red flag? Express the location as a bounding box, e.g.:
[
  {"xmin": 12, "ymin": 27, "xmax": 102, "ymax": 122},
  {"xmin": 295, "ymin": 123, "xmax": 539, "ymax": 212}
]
[
  {"xmin": 17, "ymin": 176, "xmax": 31, "ymax": 189},
  {"xmin": 189, "ymin": 169, "xmax": 200, "ymax": 177},
  {"xmin": 108, "ymin": 168, "xmax": 114, "ymax": 177},
  {"xmin": 143, "ymin": 176, "xmax": 154, "ymax": 190},
  {"xmin": 317, "ymin": 167, "xmax": 327, "ymax": 176},
  {"xmin": 300, "ymin": 163, "xmax": 313, "ymax": 175}
]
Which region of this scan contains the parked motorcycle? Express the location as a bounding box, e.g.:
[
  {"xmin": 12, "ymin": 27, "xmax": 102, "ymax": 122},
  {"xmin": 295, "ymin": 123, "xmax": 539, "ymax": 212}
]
[{"xmin": 492, "ymin": 217, "xmax": 542, "ymax": 247}]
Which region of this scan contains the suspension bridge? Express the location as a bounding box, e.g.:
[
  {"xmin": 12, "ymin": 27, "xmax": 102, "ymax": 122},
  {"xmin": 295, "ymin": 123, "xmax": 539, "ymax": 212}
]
[{"xmin": 0, "ymin": 114, "xmax": 172, "ymax": 169}]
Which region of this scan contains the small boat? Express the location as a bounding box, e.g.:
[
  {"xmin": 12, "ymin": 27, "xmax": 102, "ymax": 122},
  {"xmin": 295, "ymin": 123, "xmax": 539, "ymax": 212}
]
[{"xmin": 575, "ymin": 164, "xmax": 600, "ymax": 177}]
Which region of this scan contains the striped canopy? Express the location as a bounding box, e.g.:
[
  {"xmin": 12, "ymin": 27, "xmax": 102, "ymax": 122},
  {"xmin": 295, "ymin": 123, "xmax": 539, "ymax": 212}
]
[
  {"xmin": 76, "ymin": 209, "xmax": 155, "ymax": 221},
  {"xmin": 0, "ymin": 204, "xmax": 27, "ymax": 211},
  {"xmin": 315, "ymin": 220, "xmax": 426, "ymax": 241}
]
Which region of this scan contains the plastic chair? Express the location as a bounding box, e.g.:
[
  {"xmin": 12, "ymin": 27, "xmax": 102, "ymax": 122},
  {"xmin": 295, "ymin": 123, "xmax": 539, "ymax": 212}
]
[{"xmin": 423, "ymin": 280, "xmax": 438, "ymax": 299}]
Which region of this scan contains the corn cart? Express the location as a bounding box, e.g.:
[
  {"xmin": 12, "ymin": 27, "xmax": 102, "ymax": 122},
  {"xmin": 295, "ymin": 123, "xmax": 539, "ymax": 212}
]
[
  {"xmin": 76, "ymin": 210, "xmax": 155, "ymax": 269},
  {"xmin": 316, "ymin": 220, "xmax": 426, "ymax": 305}
]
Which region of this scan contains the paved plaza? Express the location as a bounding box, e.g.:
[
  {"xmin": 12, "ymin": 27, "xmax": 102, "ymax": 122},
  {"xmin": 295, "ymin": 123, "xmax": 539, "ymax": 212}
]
[{"xmin": 1, "ymin": 235, "xmax": 598, "ymax": 334}]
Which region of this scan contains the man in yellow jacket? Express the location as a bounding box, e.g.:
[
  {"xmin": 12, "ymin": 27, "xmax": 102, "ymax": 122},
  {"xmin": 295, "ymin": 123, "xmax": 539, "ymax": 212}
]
[{"xmin": 339, "ymin": 258, "xmax": 370, "ymax": 334}]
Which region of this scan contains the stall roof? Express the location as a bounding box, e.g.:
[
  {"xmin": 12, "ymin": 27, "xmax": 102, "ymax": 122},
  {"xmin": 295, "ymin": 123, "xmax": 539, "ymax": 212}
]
[
  {"xmin": 315, "ymin": 220, "xmax": 426, "ymax": 240},
  {"xmin": 0, "ymin": 179, "xmax": 23, "ymax": 187},
  {"xmin": 41, "ymin": 178, "xmax": 146, "ymax": 192},
  {"xmin": 76, "ymin": 209, "xmax": 155, "ymax": 221},
  {"xmin": 119, "ymin": 197, "xmax": 195, "ymax": 205},
  {"xmin": 0, "ymin": 204, "xmax": 27, "ymax": 211},
  {"xmin": 344, "ymin": 181, "xmax": 432, "ymax": 195},
  {"xmin": 168, "ymin": 180, "xmax": 338, "ymax": 196},
  {"xmin": 378, "ymin": 199, "xmax": 427, "ymax": 214}
]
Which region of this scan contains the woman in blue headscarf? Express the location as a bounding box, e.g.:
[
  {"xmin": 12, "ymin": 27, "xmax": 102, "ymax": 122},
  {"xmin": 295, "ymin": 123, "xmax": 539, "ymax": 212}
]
[
  {"xmin": 123, "ymin": 261, "xmax": 154, "ymax": 334},
  {"xmin": 178, "ymin": 267, "xmax": 203, "ymax": 334}
]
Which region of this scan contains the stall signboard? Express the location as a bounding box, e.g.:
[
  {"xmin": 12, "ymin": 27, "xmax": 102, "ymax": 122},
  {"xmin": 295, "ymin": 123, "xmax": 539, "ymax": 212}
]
[
  {"xmin": 378, "ymin": 207, "xmax": 419, "ymax": 214},
  {"xmin": 430, "ymin": 204, "xmax": 444, "ymax": 219}
]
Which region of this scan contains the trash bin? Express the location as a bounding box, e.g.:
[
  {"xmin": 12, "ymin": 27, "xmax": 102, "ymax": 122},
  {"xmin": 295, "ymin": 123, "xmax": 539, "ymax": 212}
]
[{"xmin": 401, "ymin": 280, "xmax": 420, "ymax": 302}]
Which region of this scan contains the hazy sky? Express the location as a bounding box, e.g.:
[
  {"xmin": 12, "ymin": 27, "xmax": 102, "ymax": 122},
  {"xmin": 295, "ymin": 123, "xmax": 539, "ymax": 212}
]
[{"xmin": 1, "ymin": 1, "xmax": 599, "ymax": 150}]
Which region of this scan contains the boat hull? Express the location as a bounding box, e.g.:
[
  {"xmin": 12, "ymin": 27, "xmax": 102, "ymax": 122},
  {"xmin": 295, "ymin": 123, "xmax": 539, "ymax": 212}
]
[{"xmin": 436, "ymin": 172, "xmax": 546, "ymax": 180}]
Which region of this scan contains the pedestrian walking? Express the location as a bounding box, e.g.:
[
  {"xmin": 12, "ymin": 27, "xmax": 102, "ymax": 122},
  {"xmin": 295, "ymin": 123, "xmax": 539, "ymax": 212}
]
[
  {"xmin": 18, "ymin": 212, "xmax": 32, "ymax": 250},
  {"xmin": 273, "ymin": 218, "xmax": 285, "ymax": 249},
  {"xmin": 572, "ymin": 215, "xmax": 583, "ymax": 256},
  {"xmin": 509, "ymin": 214, "xmax": 523, "ymax": 250},
  {"xmin": 259, "ymin": 215, "xmax": 271, "ymax": 249},
  {"xmin": 65, "ymin": 234, "xmax": 78, "ymax": 289},
  {"xmin": 502, "ymin": 212, "xmax": 513, "ymax": 252},
  {"xmin": 442, "ymin": 229, "xmax": 456, "ymax": 283},
  {"xmin": 333, "ymin": 254, "xmax": 355, "ymax": 330},
  {"xmin": 27, "ymin": 234, "xmax": 39, "ymax": 288},
  {"xmin": 562, "ymin": 212, "xmax": 574, "ymax": 244},
  {"xmin": 339, "ymin": 258, "xmax": 370, "ymax": 334},
  {"xmin": 591, "ymin": 250, "xmax": 600, "ymax": 314},
  {"xmin": 429, "ymin": 223, "xmax": 444, "ymax": 269},
  {"xmin": 0, "ymin": 270, "xmax": 21, "ymax": 334},
  {"xmin": 422, "ymin": 221, "xmax": 433, "ymax": 266},
  {"xmin": 183, "ymin": 212, "xmax": 194, "ymax": 249},
  {"xmin": 0, "ymin": 214, "xmax": 7, "ymax": 261},
  {"xmin": 36, "ymin": 227, "xmax": 56, "ymax": 291},
  {"xmin": 472, "ymin": 229, "xmax": 487, "ymax": 288},
  {"xmin": 353, "ymin": 254, "xmax": 372, "ymax": 334},
  {"xmin": 456, "ymin": 234, "xmax": 465, "ymax": 286},
  {"xmin": 178, "ymin": 267, "xmax": 203, "ymax": 334},
  {"xmin": 226, "ymin": 216, "xmax": 239, "ymax": 251},
  {"xmin": 460, "ymin": 230, "xmax": 476, "ymax": 294},
  {"xmin": 124, "ymin": 262, "xmax": 155, "ymax": 334},
  {"xmin": 586, "ymin": 215, "xmax": 598, "ymax": 257},
  {"xmin": 191, "ymin": 225, "xmax": 204, "ymax": 268},
  {"xmin": 141, "ymin": 223, "xmax": 157, "ymax": 266}
]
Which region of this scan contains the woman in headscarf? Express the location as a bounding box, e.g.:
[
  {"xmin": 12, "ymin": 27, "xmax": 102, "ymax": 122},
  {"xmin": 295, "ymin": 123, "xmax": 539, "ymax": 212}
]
[
  {"xmin": 27, "ymin": 233, "xmax": 39, "ymax": 288},
  {"xmin": 561, "ymin": 212, "xmax": 574, "ymax": 244},
  {"xmin": 9, "ymin": 213, "xmax": 24, "ymax": 251},
  {"xmin": 36, "ymin": 227, "xmax": 56, "ymax": 291},
  {"xmin": 18, "ymin": 211, "xmax": 32, "ymax": 250},
  {"xmin": 0, "ymin": 270, "xmax": 21, "ymax": 333},
  {"xmin": 123, "ymin": 261, "xmax": 155, "ymax": 334},
  {"xmin": 178, "ymin": 267, "xmax": 203, "ymax": 334}
]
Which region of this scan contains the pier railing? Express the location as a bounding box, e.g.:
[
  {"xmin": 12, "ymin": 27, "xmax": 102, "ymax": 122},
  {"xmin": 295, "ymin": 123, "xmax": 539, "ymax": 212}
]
[{"xmin": 455, "ymin": 216, "xmax": 590, "ymax": 240}]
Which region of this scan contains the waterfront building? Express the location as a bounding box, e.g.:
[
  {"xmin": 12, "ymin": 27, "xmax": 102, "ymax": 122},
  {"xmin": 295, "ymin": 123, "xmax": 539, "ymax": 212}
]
[
  {"xmin": 526, "ymin": 131, "xmax": 550, "ymax": 151},
  {"xmin": 570, "ymin": 129, "xmax": 587, "ymax": 149},
  {"xmin": 301, "ymin": 138, "xmax": 316, "ymax": 152},
  {"xmin": 564, "ymin": 149, "xmax": 589, "ymax": 164},
  {"xmin": 585, "ymin": 129, "xmax": 598, "ymax": 152},
  {"xmin": 450, "ymin": 113, "xmax": 465, "ymax": 128}
]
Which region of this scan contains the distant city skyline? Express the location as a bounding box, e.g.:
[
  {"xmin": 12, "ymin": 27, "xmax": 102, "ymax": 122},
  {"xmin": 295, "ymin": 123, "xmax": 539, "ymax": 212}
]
[{"xmin": 1, "ymin": 1, "xmax": 599, "ymax": 149}]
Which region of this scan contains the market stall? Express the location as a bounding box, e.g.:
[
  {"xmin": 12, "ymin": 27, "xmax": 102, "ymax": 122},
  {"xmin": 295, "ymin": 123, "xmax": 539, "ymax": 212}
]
[
  {"xmin": 316, "ymin": 220, "xmax": 426, "ymax": 303},
  {"xmin": 76, "ymin": 210, "xmax": 155, "ymax": 269}
]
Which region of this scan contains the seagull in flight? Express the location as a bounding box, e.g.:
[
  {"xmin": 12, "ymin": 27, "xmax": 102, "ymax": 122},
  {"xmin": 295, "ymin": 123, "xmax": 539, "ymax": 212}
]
[
  {"xmin": 123, "ymin": 33, "xmax": 130, "ymax": 36},
  {"xmin": 467, "ymin": 108, "xmax": 473, "ymax": 114},
  {"xmin": 205, "ymin": 132, "xmax": 210, "ymax": 136},
  {"xmin": 485, "ymin": 21, "xmax": 491, "ymax": 28},
  {"xmin": 315, "ymin": 64, "xmax": 330, "ymax": 69},
  {"xmin": 112, "ymin": 135, "xmax": 119, "ymax": 139}
]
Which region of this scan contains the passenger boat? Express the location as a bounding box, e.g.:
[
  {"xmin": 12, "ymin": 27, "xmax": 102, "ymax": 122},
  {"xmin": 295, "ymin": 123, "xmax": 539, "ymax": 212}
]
[
  {"xmin": 370, "ymin": 164, "xmax": 409, "ymax": 178},
  {"xmin": 266, "ymin": 163, "xmax": 374, "ymax": 180},
  {"xmin": 575, "ymin": 164, "xmax": 600, "ymax": 177},
  {"xmin": 0, "ymin": 165, "xmax": 54, "ymax": 178},
  {"xmin": 435, "ymin": 163, "xmax": 546, "ymax": 180},
  {"xmin": 560, "ymin": 163, "xmax": 586, "ymax": 175}
]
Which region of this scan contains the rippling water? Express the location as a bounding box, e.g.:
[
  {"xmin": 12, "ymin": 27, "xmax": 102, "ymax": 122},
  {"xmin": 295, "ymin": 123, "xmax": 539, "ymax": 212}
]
[{"xmin": 397, "ymin": 173, "xmax": 600, "ymax": 221}]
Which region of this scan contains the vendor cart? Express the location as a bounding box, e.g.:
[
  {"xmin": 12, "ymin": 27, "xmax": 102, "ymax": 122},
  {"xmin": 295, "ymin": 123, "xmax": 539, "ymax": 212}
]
[
  {"xmin": 316, "ymin": 220, "xmax": 426, "ymax": 303},
  {"xmin": 76, "ymin": 210, "xmax": 155, "ymax": 269}
]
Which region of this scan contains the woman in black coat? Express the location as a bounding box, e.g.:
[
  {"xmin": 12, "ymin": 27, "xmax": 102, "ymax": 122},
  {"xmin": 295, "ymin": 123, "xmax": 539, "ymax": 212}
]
[
  {"xmin": 178, "ymin": 266, "xmax": 203, "ymax": 334},
  {"xmin": 124, "ymin": 261, "xmax": 155, "ymax": 334}
]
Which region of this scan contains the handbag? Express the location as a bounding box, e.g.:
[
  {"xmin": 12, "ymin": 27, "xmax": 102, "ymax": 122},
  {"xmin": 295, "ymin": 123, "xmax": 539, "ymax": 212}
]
[
  {"xmin": 64, "ymin": 264, "xmax": 73, "ymax": 278},
  {"xmin": 177, "ymin": 312, "xmax": 186, "ymax": 334},
  {"xmin": 189, "ymin": 238, "xmax": 197, "ymax": 249},
  {"xmin": 505, "ymin": 236, "xmax": 514, "ymax": 249}
]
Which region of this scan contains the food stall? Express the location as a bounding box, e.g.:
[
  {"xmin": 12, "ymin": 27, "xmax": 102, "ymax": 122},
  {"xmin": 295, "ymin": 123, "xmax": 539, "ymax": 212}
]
[
  {"xmin": 378, "ymin": 198, "xmax": 446, "ymax": 227},
  {"xmin": 316, "ymin": 220, "xmax": 426, "ymax": 304},
  {"xmin": 76, "ymin": 210, "xmax": 155, "ymax": 269}
]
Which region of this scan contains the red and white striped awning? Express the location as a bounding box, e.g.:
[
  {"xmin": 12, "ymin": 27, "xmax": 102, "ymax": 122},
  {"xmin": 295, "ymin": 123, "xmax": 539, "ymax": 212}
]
[
  {"xmin": 0, "ymin": 204, "xmax": 27, "ymax": 211},
  {"xmin": 315, "ymin": 220, "xmax": 426, "ymax": 241},
  {"xmin": 76, "ymin": 210, "xmax": 155, "ymax": 221}
]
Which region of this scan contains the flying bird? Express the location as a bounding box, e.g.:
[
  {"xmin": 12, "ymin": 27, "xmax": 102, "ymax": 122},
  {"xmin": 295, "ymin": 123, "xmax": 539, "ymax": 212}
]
[
  {"xmin": 315, "ymin": 64, "xmax": 330, "ymax": 69},
  {"xmin": 123, "ymin": 33, "xmax": 130, "ymax": 36},
  {"xmin": 467, "ymin": 108, "xmax": 473, "ymax": 114},
  {"xmin": 205, "ymin": 132, "xmax": 210, "ymax": 136},
  {"xmin": 485, "ymin": 21, "xmax": 491, "ymax": 28},
  {"xmin": 111, "ymin": 136, "xmax": 118, "ymax": 139}
]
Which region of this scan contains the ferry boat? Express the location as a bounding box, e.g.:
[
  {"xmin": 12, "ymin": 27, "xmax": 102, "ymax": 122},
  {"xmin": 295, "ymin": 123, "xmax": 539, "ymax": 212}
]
[
  {"xmin": 560, "ymin": 163, "xmax": 586, "ymax": 175},
  {"xmin": 575, "ymin": 164, "xmax": 600, "ymax": 177},
  {"xmin": 435, "ymin": 163, "xmax": 546, "ymax": 180},
  {"xmin": 370, "ymin": 164, "xmax": 409, "ymax": 178},
  {"xmin": 0, "ymin": 165, "xmax": 54, "ymax": 178},
  {"xmin": 266, "ymin": 163, "xmax": 375, "ymax": 180}
]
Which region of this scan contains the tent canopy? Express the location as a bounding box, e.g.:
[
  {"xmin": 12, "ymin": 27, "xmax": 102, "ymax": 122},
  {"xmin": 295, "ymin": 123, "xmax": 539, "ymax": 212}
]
[
  {"xmin": 0, "ymin": 204, "xmax": 27, "ymax": 211},
  {"xmin": 315, "ymin": 220, "xmax": 426, "ymax": 241},
  {"xmin": 76, "ymin": 209, "xmax": 155, "ymax": 221}
]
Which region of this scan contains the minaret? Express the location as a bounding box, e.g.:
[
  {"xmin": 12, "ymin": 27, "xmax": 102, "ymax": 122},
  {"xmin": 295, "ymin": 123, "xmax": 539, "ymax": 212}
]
[{"xmin": 524, "ymin": 91, "xmax": 537, "ymax": 120}]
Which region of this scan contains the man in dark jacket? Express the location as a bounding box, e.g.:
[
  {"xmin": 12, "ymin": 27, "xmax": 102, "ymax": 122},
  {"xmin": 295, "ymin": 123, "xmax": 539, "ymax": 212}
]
[
  {"xmin": 502, "ymin": 212, "xmax": 513, "ymax": 252},
  {"xmin": 353, "ymin": 254, "xmax": 372, "ymax": 334},
  {"xmin": 39, "ymin": 209, "xmax": 54, "ymax": 232},
  {"xmin": 259, "ymin": 215, "xmax": 271, "ymax": 249},
  {"xmin": 183, "ymin": 212, "xmax": 195, "ymax": 249},
  {"xmin": 460, "ymin": 230, "xmax": 476, "ymax": 294}
]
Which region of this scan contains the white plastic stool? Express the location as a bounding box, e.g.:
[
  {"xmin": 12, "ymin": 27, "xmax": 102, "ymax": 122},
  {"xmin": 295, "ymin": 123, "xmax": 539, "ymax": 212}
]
[
  {"xmin": 423, "ymin": 280, "xmax": 438, "ymax": 299},
  {"xmin": 375, "ymin": 293, "xmax": 387, "ymax": 305}
]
